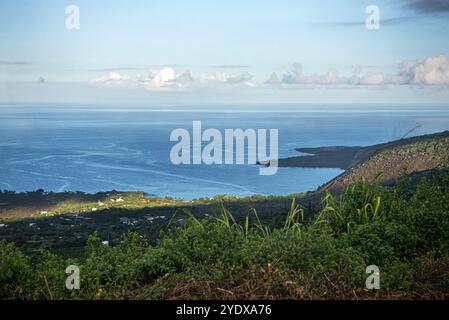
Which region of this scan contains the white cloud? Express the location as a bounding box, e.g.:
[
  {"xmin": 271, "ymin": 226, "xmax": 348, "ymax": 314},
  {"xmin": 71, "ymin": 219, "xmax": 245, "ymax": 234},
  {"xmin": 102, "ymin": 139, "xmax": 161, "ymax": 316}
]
[
  {"xmin": 282, "ymin": 64, "xmax": 343, "ymax": 85},
  {"xmin": 363, "ymin": 54, "xmax": 449, "ymax": 85},
  {"xmin": 358, "ymin": 73, "xmax": 386, "ymax": 85},
  {"xmin": 175, "ymin": 70, "xmax": 195, "ymax": 86},
  {"xmin": 91, "ymin": 67, "xmax": 254, "ymax": 90},
  {"xmin": 92, "ymin": 72, "xmax": 131, "ymax": 83},
  {"xmin": 89, "ymin": 55, "xmax": 449, "ymax": 91},
  {"xmin": 412, "ymin": 54, "xmax": 449, "ymax": 85},
  {"xmin": 143, "ymin": 67, "xmax": 194, "ymax": 90},
  {"xmin": 280, "ymin": 54, "xmax": 449, "ymax": 87},
  {"xmin": 199, "ymin": 71, "xmax": 254, "ymax": 86},
  {"xmin": 266, "ymin": 72, "xmax": 280, "ymax": 85}
]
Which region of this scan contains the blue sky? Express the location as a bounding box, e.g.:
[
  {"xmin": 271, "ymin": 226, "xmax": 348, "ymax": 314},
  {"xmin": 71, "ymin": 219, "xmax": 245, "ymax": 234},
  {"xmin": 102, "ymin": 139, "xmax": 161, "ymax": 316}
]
[{"xmin": 1, "ymin": 0, "xmax": 449, "ymax": 107}]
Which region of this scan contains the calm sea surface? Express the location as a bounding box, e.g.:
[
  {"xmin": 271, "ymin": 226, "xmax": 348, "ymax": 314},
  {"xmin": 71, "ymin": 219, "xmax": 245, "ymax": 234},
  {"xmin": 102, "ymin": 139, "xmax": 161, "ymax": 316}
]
[{"xmin": 1, "ymin": 106, "xmax": 448, "ymax": 199}]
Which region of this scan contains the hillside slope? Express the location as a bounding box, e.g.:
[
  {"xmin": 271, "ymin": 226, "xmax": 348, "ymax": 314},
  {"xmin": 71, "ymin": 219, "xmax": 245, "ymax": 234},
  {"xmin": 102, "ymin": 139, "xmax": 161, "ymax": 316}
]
[
  {"xmin": 277, "ymin": 131, "xmax": 449, "ymax": 170},
  {"xmin": 319, "ymin": 133, "xmax": 449, "ymax": 192}
]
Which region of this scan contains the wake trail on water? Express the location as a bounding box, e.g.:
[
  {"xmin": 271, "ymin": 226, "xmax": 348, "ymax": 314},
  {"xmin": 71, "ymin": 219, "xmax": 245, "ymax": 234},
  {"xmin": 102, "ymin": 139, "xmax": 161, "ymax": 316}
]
[{"xmin": 86, "ymin": 163, "xmax": 254, "ymax": 193}]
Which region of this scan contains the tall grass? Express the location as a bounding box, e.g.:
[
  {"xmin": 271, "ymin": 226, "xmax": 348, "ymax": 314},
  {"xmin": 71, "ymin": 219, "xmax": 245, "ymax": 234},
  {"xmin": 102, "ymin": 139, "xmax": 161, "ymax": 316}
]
[
  {"xmin": 168, "ymin": 199, "xmax": 304, "ymax": 241},
  {"xmin": 314, "ymin": 178, "xmax": 383, "ymax": 234}
]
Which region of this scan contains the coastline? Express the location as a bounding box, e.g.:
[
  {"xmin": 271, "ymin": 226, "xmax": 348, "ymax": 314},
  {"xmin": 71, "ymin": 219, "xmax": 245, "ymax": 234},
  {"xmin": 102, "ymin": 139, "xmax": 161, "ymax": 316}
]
[{"xmin": 275, "ymin": 130, "xmax": 449, "ymax": 170}]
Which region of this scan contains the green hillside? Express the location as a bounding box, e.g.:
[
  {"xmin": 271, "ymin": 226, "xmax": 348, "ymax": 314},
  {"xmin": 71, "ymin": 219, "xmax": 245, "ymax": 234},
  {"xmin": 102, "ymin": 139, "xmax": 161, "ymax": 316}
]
[{"xmin": 320, "ymin": 133, "xmax": 449, "ymax": 192}]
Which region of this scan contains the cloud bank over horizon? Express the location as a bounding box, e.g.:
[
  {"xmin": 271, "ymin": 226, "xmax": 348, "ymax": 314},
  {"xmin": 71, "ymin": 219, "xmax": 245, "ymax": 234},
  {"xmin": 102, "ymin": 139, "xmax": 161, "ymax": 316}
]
[
  {"xmin": 280, "ymin": 55, "xmax": 449, "ymax": 86},
  {"xmin": 91, "ymin": 67, "xmax": 256, "ymax": 91},
  {"xmin": 90, "ymin": 54, "xmax": 449, "ymax": 91}
]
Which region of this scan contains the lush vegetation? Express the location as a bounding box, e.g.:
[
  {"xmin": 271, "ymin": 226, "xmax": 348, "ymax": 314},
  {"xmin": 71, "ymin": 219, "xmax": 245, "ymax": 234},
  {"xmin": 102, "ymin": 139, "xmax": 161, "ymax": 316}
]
[
  {"xmin": 320, "ymin": 135, "xmax": 449, "ymax": 192},
  {"xmin": 1, "ymin": 170, "xmax": 449, "ymax": 300}
]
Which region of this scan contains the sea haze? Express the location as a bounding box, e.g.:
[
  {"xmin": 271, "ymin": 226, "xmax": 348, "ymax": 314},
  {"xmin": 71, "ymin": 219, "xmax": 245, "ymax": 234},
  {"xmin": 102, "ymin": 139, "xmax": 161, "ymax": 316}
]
[{"xmin": 0, "ymin": 105, "xmax": 448, "ymax": 200}]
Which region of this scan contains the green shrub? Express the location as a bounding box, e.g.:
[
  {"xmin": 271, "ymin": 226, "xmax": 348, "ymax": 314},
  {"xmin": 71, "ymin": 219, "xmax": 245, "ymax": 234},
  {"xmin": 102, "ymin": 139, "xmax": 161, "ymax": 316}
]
[
  {"xmin": 0, "ymin": 241, "xmax": 35, "ymax": 299},
  {"xmin": 1, "ymin": 171, "xmax": 449, "ymax": 299}
]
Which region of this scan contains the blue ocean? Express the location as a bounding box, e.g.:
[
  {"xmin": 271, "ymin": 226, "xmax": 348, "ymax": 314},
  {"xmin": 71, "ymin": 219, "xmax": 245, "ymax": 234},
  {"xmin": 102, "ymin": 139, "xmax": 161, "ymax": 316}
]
[{"xmin": 1, "ymin": 105, "xmax": 449, "ymax": 200}]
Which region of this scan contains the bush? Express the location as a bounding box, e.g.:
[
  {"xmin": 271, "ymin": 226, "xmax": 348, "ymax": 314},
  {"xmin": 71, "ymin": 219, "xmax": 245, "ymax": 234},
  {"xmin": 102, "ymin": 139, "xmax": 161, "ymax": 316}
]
[
  {"xmin": 1, "ymin": 171, "xmax": 449, "ymax": 299},
  {"xmin": 0, "ymin": 242, "xmax": 35, "ymax": 299}
]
